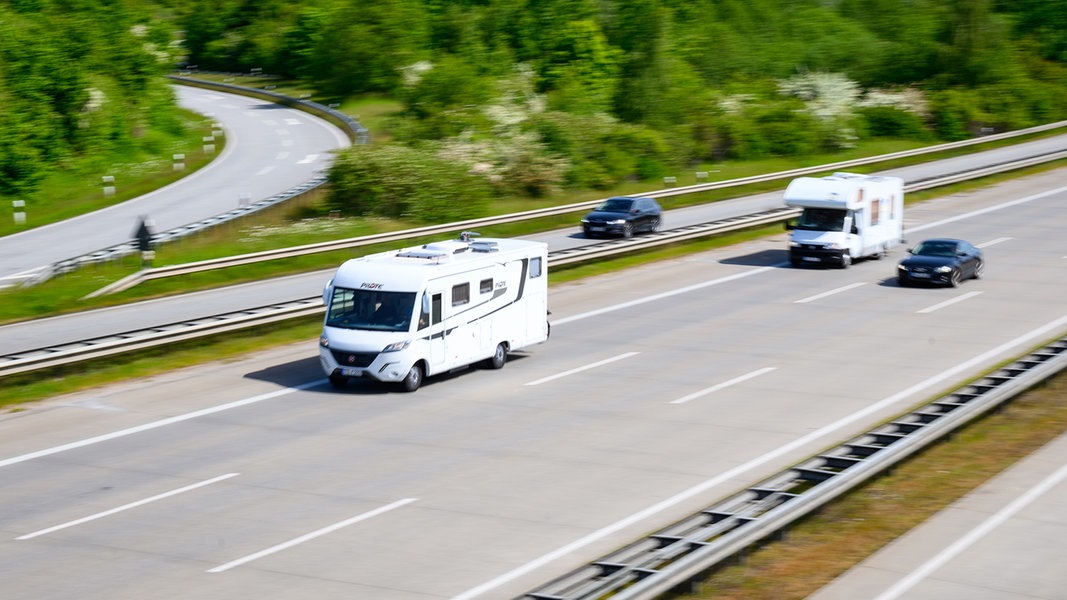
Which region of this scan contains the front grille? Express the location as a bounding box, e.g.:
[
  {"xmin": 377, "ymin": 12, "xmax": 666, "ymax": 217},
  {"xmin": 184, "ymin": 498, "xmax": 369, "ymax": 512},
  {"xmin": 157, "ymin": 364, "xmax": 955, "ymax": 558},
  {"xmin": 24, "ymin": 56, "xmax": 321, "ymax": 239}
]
[{"xmin": 330, "ymin": 349, "xmax": 377, "ymax": 368}]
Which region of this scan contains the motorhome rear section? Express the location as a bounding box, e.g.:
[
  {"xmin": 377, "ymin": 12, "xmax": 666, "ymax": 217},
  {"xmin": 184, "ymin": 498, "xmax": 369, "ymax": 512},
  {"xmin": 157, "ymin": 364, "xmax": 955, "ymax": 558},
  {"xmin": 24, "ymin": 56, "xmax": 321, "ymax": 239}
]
[
  {"xmin": 784, "ymin": 172, "xmax": 905, "ymax": 268},
  {"xmin": 319, "ymin": 234, "xmax": 549, "ymax": 392}
]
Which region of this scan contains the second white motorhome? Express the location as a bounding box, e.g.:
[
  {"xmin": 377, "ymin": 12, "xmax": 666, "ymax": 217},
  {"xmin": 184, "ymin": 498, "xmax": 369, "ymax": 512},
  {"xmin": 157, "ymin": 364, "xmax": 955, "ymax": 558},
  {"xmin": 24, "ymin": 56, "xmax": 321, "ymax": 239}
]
[
  {"xmin": 319, "ymin": 233, "xmax": 549, "ymax": 392},
  {"xmin": 784, "ymin": 172, "xmax": 905, "ymax": 268}
]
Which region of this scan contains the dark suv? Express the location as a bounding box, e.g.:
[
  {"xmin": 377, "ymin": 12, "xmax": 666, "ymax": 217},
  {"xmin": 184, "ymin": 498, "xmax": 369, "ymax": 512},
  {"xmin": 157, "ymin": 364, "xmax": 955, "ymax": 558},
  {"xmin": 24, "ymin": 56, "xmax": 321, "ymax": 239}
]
[{"xmin": 581, "ymin": 196, "xmax": 663, "ymax": 238}]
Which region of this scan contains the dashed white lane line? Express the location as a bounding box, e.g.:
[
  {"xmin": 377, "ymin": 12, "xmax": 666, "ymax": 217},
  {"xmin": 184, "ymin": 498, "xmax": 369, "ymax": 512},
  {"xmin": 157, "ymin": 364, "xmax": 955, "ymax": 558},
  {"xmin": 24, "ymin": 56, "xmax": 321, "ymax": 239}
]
[
  {"xmin": 917, "ymin": 291, "xmax": 982, "ymax": 314},
  {"xmin": 16, "ymin": 473, "xmax": 240, "ymax": 540},
  {"xmin": 669, "ymin": 367, "xmax": 777, "ymax": 405},
  {"xmin": 208, "ymin": 497, "xmax": 417, "ymax": 573},
  {"xmin": 524, "ymin": 352, "xmax": 640, "ymax": 386}
]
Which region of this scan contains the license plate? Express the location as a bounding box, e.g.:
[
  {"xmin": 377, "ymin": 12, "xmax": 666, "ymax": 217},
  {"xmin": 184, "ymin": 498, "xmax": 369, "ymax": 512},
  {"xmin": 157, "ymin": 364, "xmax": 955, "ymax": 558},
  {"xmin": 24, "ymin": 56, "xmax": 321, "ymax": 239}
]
[
  {"xmin": 342, "ymin": 368, "xmax": 364, "ymax": 377},
  {"xmin": 590, "ymin": 226, "xmax": 605, "ymax": 231},
  {"xmin": 911, "ymin": 272, "xmax": 930, "ymax": 278},
  {"xmin": 802, "ymin": 256, "xmax": 820, "ymax": 262}
]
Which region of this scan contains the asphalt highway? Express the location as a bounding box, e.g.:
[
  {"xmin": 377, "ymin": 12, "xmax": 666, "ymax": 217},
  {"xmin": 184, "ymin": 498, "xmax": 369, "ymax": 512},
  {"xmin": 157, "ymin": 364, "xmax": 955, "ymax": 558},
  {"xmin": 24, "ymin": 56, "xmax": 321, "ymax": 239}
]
[{"xmin": 1, "ymin": 171, "xmax": 1066, "ymax": 599}]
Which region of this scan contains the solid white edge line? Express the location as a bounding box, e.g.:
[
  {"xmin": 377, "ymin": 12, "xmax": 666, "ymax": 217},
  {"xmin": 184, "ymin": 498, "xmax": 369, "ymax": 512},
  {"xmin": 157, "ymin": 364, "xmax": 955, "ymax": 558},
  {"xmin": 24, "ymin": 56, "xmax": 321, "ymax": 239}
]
[
  {"xmin": 524, "ymin": 352, "xmax": 640, "ymax": 386},
  {"xmin": 795, "ymin": 282, "xmax": 866, "ymax": 304},
  {"xmin": 670, "ymin": 367, "xmax": 777, "ymax": 405},
  {"xmin": 917, "ymin": 291, "xmax": 982, "ymax": 314},
  {"xmin": 452, "ymin": 313, "xmax": 1067, "ymax": 599},
  {"xmin": 16, "ymin": 473, "xmax": 240, "ymax": 540},
  {"xmin": 872, "ymin": 459, "xmax": 1067, "ymax": 600},
  {"xmin": 207, "ymin": 497, "xmax": 417, "ymax": 573},
  {"xmin": 0, "ymin": 380, "xmax": 326, "ymax": 470}
]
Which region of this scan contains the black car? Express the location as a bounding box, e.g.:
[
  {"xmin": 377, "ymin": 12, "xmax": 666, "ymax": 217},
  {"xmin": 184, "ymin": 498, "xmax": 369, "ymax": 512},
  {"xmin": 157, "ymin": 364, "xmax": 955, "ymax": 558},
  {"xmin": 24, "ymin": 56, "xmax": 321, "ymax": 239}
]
[
  {"xmin": 897, "ymin": 238, "xmax": 984, "ymax": 287},
  {"xmin": 581, "ymin": 196, "xmax": 662, "ymax": 238}
]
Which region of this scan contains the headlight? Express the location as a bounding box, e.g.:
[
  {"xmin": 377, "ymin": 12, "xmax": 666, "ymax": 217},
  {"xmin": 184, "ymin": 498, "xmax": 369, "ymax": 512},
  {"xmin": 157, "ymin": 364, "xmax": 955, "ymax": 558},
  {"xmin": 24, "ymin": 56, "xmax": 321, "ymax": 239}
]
[
  {"xmin": 789, "ymin": 241, "xmax": 800, "ymax": 248},
  {"xmin": 826, "ymin": 243, "xmax": 842, "ymax": 250},
  {"xmin": 580, "ymin": 218, "xmax": 589, "ymax": 224},
  {"xmin": 319, "ymin": 336, "xmax": 329, "ymax": 347},
  {"xmin": 608, "ymin": 219, "xmax": 626, "ymax": 225},
  {"xmin": 382, "ymin": 340, "xmax": 410, "ymax": 352},
  {"xmin": 936, "ymin": 265, "xmax": 953, "ymax": 273}
]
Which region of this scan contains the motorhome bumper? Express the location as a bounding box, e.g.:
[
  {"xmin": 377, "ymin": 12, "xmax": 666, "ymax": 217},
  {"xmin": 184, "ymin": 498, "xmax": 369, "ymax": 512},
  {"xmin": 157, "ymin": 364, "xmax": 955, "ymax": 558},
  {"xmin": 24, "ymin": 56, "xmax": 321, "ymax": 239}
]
[
  {"xmin": 320, "ymin": 349, "xmax": 407, "ymax": 382},
  {"xmin": 790, "ymin": 247, "xmax": 845, "ymax": 265}
]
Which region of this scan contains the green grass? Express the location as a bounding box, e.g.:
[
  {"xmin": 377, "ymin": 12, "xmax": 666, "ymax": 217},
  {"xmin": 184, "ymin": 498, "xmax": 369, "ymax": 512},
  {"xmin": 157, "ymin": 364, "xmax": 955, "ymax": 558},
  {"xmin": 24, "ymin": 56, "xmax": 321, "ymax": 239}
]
[{"xmin": 0, "ymin": 109, "xmax": 220, "ymax": 238}]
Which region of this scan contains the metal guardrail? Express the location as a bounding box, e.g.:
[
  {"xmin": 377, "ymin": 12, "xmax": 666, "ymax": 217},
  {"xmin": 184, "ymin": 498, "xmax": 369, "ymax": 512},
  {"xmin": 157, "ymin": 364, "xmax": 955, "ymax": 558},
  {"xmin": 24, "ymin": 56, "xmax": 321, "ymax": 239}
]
[
  {"xmin": 8, "ymin": 150, "xmax": 1067, "ymax": 379},
  {"xmin": 521, "ymin": 337, "xmax": 1067, "ymax": 599},
  {"xmin": 86, "ymin": 142, "xmax": 1067, "ymax": 298},
  {"xmin": 6, "ymin": 75, "xmax": 369, "ymax": 290}
]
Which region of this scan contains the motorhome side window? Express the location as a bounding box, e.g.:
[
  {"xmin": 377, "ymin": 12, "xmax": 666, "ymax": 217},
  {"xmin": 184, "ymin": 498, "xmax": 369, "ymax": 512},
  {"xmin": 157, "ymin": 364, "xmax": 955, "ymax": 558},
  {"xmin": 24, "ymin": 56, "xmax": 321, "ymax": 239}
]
[
  {"xmin": 480, "ymin": 278, "xmax": 493, "ymax": 294},
  {"xmin": 326, "ymin": 288, "xmax": 415, "ymax": 333},
  {"xmin": 529, "ymin": 257, "xmax": 542, "ymax": 278},
  {"xmin": 452, "ymin": 283, "xmax": 470, "ymax": 306}
]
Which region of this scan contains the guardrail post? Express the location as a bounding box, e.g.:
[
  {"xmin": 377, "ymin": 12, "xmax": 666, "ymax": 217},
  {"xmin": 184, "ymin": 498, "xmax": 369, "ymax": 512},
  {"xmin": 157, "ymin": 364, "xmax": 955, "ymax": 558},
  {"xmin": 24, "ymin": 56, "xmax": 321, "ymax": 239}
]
[
  {"xmin": 12, "ymin": 199, "xmax": 26, "ymax": 225},
  {"xmin": 102, "ymin": 175, "xmax": 115, "ymax": 197}
]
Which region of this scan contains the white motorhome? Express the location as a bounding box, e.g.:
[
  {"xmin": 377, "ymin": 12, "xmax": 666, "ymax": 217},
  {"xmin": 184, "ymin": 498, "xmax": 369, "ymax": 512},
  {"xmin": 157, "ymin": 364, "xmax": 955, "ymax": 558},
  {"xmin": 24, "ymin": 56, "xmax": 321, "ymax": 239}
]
[
  {"xmin": 319, "ymin": 233, "xmax": 549, "ymax": 392},
  {"xmin": 784, "ymin": 172, "xmax": 905, "ymax": 268}
]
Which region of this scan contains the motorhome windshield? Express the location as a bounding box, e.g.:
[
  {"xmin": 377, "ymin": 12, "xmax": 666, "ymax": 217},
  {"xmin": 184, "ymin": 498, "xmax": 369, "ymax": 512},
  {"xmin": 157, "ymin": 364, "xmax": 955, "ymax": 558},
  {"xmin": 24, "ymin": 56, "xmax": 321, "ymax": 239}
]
[
  {"xmin": 326, "ymin": 288, "xmax": 416, "ymax": 332},
  {"xmin": 796, "ymin": 208, "xmax": 846, "ymax": 231}
]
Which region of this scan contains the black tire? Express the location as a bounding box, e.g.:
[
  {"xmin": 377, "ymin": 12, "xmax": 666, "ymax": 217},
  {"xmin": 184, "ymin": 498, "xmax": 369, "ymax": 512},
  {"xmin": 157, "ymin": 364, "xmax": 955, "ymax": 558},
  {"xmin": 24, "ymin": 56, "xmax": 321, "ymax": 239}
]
[
  {"xmin": 622, "ymin": 222, "xmax": 634, "ymax": 238},
  {"xmin": 839, "ymin": 252, "xmax": 852, "ymax": 269},
  {"xmin": 650, "ymin": 217, "xmax": 661, "ymax": 233},
  {"xmin": 973, "ymin": 260, "xmax": 984, "ymax": 279},
  {"xmin": 328, "ymin": 373, "xmax": 348, "ymax": 388},
  {"xmin": 400, "ymin": 363, "xmax": 423, "ymax": 392},
  {"xmin": 485, "ymin": 342, "xmax": 507, "ymax": 369}
]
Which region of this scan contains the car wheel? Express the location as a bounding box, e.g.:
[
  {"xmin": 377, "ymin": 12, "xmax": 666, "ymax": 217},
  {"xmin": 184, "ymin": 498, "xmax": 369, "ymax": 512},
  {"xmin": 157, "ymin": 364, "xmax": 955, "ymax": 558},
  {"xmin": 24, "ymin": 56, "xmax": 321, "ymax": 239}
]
[
  {"xmin": 949, "ymin": 269, "xmax": 961, "ymax": 287},
  {"xmin": 622, "ymin": 222, "xmax": 634, "ymax": 238},
  {"xmin": 839, "ymin": 252, "xmax": 852, "ymax": 269},
  {"xmin": 400, "ymin": 363, "xmax": 423, "ymax": 392},
  {"xmin": 484, "ymin": 343, "xmax": 507, "ymax": 369},
  {"xmin": 973, "ymin": 260, "xmax": 984, "ymax": 279},
  {"xmin": 650, "ymin": 217, "xmax": 661, "ymax": 233},
  {"xmin": 328, "ymin": 373, "xmax": 348, "ymax": 388}
]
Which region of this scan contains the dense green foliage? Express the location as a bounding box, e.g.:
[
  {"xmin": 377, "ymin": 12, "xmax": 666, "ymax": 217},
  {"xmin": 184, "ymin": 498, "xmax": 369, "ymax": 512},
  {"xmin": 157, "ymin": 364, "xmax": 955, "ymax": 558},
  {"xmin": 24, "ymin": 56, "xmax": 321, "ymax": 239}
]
[
  {"xmin": 5, "ymin": 0, "xmax": 1067, "ymax": 223},
  {"xmin": 0, "ymin": 0, "xmax": 182, "ymax": 202}
]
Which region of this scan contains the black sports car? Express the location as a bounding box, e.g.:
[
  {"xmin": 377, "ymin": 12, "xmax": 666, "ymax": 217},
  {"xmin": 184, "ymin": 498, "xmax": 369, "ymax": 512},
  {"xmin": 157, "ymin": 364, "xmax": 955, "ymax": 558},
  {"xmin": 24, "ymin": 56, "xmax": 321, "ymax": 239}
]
[{"xmin": 897, "ymin": 238, "xmax": 984, "ymax": 287}]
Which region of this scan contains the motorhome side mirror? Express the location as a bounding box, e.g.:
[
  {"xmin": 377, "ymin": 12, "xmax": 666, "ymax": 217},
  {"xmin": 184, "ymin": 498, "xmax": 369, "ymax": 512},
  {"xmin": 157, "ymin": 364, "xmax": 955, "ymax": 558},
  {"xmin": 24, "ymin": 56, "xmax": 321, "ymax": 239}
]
[{"xmin": 322, "ymin": 279, "xmax": 334, "ymax": 306}]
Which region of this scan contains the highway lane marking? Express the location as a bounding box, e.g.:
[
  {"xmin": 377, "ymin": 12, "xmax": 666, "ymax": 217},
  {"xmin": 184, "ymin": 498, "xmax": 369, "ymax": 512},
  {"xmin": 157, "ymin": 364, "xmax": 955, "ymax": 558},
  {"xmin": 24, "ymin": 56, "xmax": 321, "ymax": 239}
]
[
  {"xmin": 669, "ymin": 367, "xmax": 777, "ymax": 405},
  {"xmin": 0, "ymin": 380, "xmax": 326, "ymax": 470},
  {"xmin": 207, "ymin": 497, "xmax": 417, "ymax": 573},
  {"xmin": 917, "ymin": 291, "xmax": 982, "ymax": 314},
  {"xmin": 871, "ymin": 458, "xmax": 1067, "ymax": 600},
  {"xmin": 297, "ymin": 154, "xmax": 319, "ymax": 164},
  {"xmin": 16, "ymin": 473, "xmax": 239, "ymax": 541},
  {"xmin": 552, "ymin": 266, "xmax": 779, "ymax": 326},
  {"xmin": 524, "ymin": 352, "xmax": 640, "ymax": 386},
  {"xmin": 794, "ymin": 282, "xmax": 866, "ymax": 304},
  {"xmin": 453, "ymin": 313, "xmax": 1067, "ymax": 600},
  {"xmin": 978, "ymin": 236, "xmax": 1011, "ymax": 248}
]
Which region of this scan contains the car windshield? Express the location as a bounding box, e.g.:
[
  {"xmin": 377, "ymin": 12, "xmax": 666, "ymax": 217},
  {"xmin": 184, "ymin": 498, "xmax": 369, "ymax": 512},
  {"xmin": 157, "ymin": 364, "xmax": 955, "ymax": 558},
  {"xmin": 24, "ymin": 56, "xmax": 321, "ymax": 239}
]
[
  {"xmin": 795, "ymin": 208, "xmax": 846, "ymax": 231},
  {"xmin": 325, "ymin": 288, "xmax": 416, "ymax": 332},
  {"xmin": 913, "ymin": 241, "xmax": 958, "ymax": 257},
  {"xmin": 596, "ymin": 198, "xmax": 634, "ymax": 213}
]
